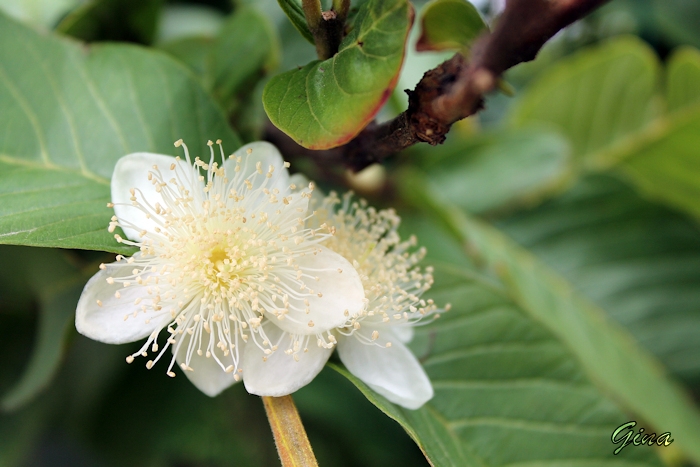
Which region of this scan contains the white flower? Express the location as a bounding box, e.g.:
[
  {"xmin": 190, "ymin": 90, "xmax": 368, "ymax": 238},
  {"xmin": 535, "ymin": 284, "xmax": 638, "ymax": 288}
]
[
  {"xmin": 246, "ymin": 184, "xmax": 446, "ymax": 409},
  {"xmin": 75, "ymin": 140, "xmax": 364, "ymax": 397},
  {"xmin": 323, "ymin": 193, "xmax": 444, "ymax": 409}
]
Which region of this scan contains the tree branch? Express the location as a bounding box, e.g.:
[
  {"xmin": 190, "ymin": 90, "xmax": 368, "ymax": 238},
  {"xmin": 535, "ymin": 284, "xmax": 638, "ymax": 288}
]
[{"xmin": 267, "ymin": 0, "xmax": 610, "ymax": 171}]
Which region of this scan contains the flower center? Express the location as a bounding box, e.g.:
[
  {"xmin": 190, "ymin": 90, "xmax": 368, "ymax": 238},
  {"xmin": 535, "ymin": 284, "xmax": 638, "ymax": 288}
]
[{"xmin": 209, "ymin": 246, "xmax": 231, "ymax": 272}]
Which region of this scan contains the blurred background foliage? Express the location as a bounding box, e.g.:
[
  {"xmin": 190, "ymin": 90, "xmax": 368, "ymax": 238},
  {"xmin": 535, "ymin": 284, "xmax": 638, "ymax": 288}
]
[{"xmin": 1, "ymin": 0, "xmax": 700, "ymax": 466}]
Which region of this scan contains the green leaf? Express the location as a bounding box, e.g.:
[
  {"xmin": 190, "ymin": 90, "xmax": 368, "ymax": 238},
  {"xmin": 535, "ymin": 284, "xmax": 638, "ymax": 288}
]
[
  {"xmin": 416, "ymin": 0, "xmax": 487, "ymax": 52},
  {"xmin": 0, "ymin": 303, "xmax": 55, "ymax": 464},
  {"xmin": 158, "ymin": 36, "xmax": 214, "ymax": 78},
  {"xmin": 398, "ymin": 169, "xmax": 700, "ymax": 463},
  {"xmin": 0, "ymin": 401, "xmax": 48, "ymax": 466},
  {"xmin": 0, "ymin": 0, "xmax": 82, "ymax": 29},
  {"xmin": 498, "ymin": 175, "xmax": 700, "ymax": 384},
  {"xmin": 154, "ymin": 4, "xmax": 224, "ymax": 44},
  {"xmin": 263, "ymin": 0, "xmax": 412, "ymax": 149},
  {"xmin": 0, "ymin": 247, "xmax": 93, "ymax": 410},
  {"xmin": 666, "ymin": 46, "xmax": 700, "ymax": 113},
  {"xmin": 277, "ymin": 0, "xmax": 315, "ymax": 45},
  {"xmin": 415, "ymin": 129, "xmax": 572, "ymax": 213},
  {"xmin": 209, "ymin": 6, "xmax": 280, "ymax": 112},
  {"xmin": 652, "ymin": 0, "xmax": 700, "ymax": 50},
  {"xmin": 295, "ymin": 368, "xmax": 427, "ymax": 466},
  {"xmin": 510, "ymin": 36, "xmax": 661, "ymax": 165},
  {"xmin": 57, "ymin": 0, "xmax": 163, "ymax": 44},
  {"xmin": 158, "ymin": 7, "xmax": 280, "ymax": 141},
  {"xmin": 0, "ymin": 13, "xmax": 240, "ymax": 252},
  {"xmin": 617, "ymin": 107, "xmax": 700, "ymax": 219},
  {"xmin": 1, "ymin": 283, "xmax": 82, "ymax": 411},
  {"xmin": 328, "ymin": 222, "xmax": 662, "ymax": 466},
  {"xmin": 509, "ymin": 38, "xmax": 700, "ymax": 220}
]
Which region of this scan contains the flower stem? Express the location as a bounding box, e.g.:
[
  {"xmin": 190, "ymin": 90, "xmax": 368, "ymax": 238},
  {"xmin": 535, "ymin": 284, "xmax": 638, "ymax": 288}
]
[{"xmin": 262, "ymin": 395, "xmax": 319, "ymax": 467}]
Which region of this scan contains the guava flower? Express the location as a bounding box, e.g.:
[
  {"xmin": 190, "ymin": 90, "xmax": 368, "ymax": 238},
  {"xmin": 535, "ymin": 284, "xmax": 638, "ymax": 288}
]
[
  {"xmin": 246, "ymin": 186, "xmax": 446, "ymax": 409},
  {"xmin": 75, "ymin": 140, "xmax": 364, "ymax": 397}
]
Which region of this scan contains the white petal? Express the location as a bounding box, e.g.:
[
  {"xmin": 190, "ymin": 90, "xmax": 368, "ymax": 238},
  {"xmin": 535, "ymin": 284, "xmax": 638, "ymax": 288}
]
[
  {"xmin": 75, "ymin": 261, "xmax": 171, "ymax": 344},
  {"xmin": 224, "ymin": 141, "xmax": 290, "ymax": 194},
  {"xmin": 288, "ymin": 173, "xmax": 309, "ymax": 189},
  {"xmin": 268, "ymin": 246, "xmax": 364, "ymax": 335},
  {"xmin": 337, "ymin": 334, "xmax": 433, "ymax": 410},
  {"xmin": 289, "ymin": 172, "xmax": 325, "ymax": 207},
  {"xmin": 242, "ymin": 325, "xmax": 332, "ymax": 396},
  {"xmin": 111, "ymin": 152, "xmax": 195, "ymax": 242},
  {"xmin": 174, "ymin": 333, "xmax": 242, "ymax": 397},
  {"xmin": 391, "ymin": 325, "xmax": 415, "ymax": 344}
]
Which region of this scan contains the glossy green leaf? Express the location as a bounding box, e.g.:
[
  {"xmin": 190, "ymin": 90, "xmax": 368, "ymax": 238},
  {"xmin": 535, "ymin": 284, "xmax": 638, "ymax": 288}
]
[
  {"xmin": 0, "ymin": 13, "xmax": 240, "ymax": 252},
  {"xmin": 398, "ymin": 169, "xmax": 700, "ymax": 463},
  {"xmin": 498, "ymin": 175, "xmax": 700, "ymax": 384},
  {"xmin": 263, "ymin": 0, "xmax": 412, "ymax": 149},
  {"xmin": 510, "ymin": 36, "xmax": 661, "ymax": 165},
  {"xmin": 277, "ymin": 0, "xmax": 315, "ymax": 45},
  {"xmin": 415, "ymin": 129, "xmax": 572, "ymax": 213},
  {"xmin": 330, "ymin": 219, "xmax": 662, "ymax": 466},
  {"xmin": 666, "ymin": 46, "xmax": 700, "ymax": 112},
  {"xmin": 416, "ymin": 0, "xmax": 487, "ymax": 52}
]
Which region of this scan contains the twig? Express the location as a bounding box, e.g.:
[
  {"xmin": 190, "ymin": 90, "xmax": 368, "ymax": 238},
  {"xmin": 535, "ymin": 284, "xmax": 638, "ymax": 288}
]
[
  {"xmin": 268, "ymin": 0, "xmax": 610, "ymax": 171},
  {"xmin": 302, "ymin": 0, "xmax": 346, "ymax": 59},
  {"xmin": 333, "ymin": 0, "xmax": 350, "ymax": 23},
  {"xmin": 263, "ymin": 395, "xmax": 319, "ymax": 467}
]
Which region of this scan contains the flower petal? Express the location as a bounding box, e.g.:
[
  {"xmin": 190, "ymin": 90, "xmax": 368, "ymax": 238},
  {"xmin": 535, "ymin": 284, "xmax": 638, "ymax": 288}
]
[
  {"xmin": 391, "ymin": 325, "xmax": 415, "ymax": 344},
  {"xmin": 75, "ymin": 261, "xmax": 171, "ymax": 344},
  {"xmin": 242, "ymin": 325, "xmax": 332, "ymax": 396},
  {"xmin": 224, "ymin": 141, "xmax": 290, "ymax": 194},
  {"xmin": 288, "ymin": 173, "xmax": 309, "ymax": 189},
  {"xmin": 268, "ymin": 246, "xmax": 365, "ymax": 335},
  {"xmin": 174, "ymin": 333, "xmax": 242, "ymax": 397},
  {"xmin": 289, "ymin": 172, "xmax": 326, "ymax": 208},
  {"xmin": 337, "ymin": 333, "xmax": 433, "ymax": 410},
  {"xmin": 111, "ymin": 152, "xmax": 196, "ymax": 242}
]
